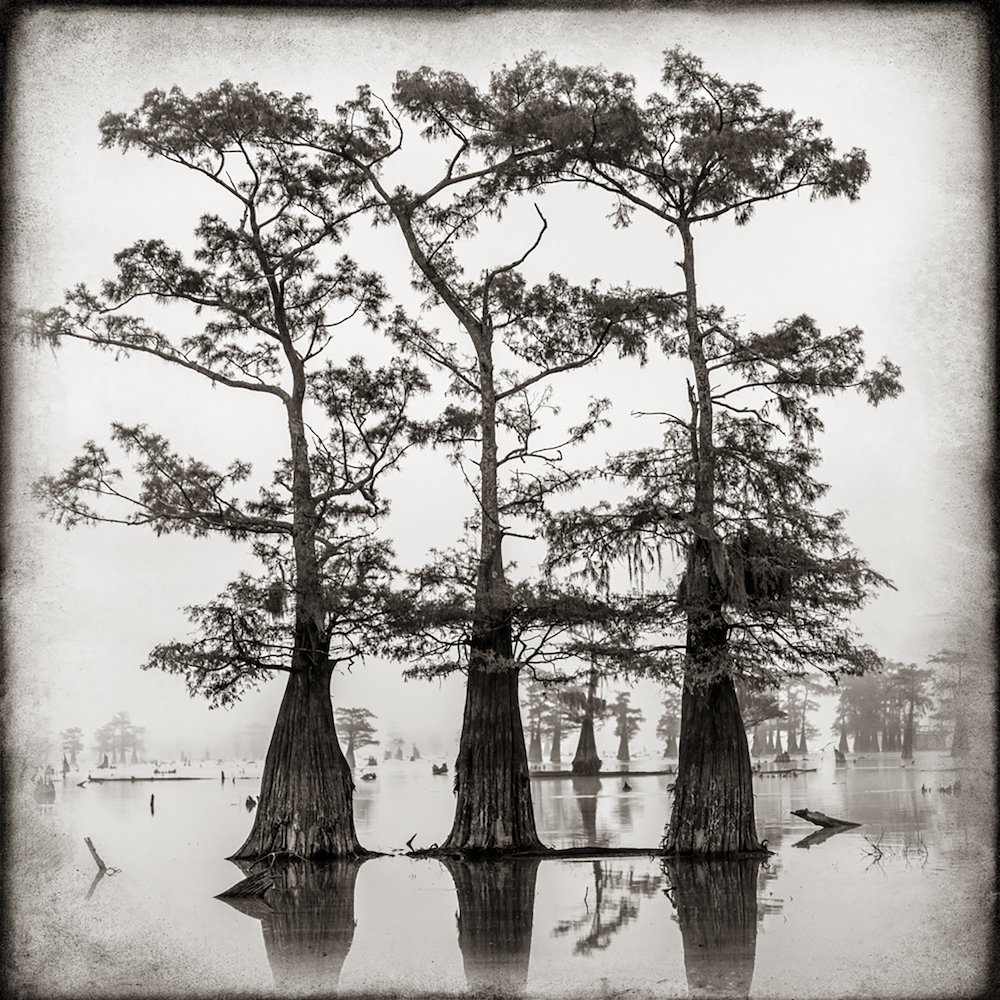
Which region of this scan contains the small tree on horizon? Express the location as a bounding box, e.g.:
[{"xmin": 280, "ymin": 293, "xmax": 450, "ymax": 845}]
[
  {"xmin": 61, "ymin": 727, "xmax": 85, "ymax": 768},
  {"xmin": 335, "ymin": 707, "xmax": 379, "ymax": 770},
  {"xmin": 611, "ymin": 692, "xmax": 644, "ymax": 763}
]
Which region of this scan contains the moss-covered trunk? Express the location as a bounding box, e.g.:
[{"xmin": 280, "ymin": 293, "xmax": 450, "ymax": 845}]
[
  {"xmin": 443, "ymin": 348, "xmax": 542, "ymax": 851},
  {"xmin": 572, "ymin": 717, "xmax": 601, "ymax": 774},
  {"xmin": 665, "ymin": 222, "xmax": 762, "ymax": 856},
  {"xmin": 616, "ymin": 725, "xmax": 630, "ymax": 763}
]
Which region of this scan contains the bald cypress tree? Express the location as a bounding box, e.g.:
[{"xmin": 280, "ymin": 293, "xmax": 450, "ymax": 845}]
[
  {"xmin": 23, "ymin": 82, "xmax": 429, "ymax": 859},
  {"xmin": 530, "ymin": 49, "xmax": 900, "ymax": 853}
]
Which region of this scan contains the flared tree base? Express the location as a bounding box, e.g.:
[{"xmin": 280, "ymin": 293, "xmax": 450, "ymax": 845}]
[
  {"xmin": 443, "ymin": 651, "xmax": 543, "ymax": 852},
  {"xmin": 663, "ymin": 675, "xmax": 765, "ymax": 856},
  {"xmin": 230, "ymin": 667, "xmax": 364, "ymax": 861}
]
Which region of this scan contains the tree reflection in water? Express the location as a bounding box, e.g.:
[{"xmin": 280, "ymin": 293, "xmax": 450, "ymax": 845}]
[
  {"xmin": 442, "ymin": 857, "xmax": 540, "ymax": 996},
  {"xmin": 218, "ymin": 858, "xmax": 365, "ymax": 992},
  {"xmin": 662, "ymin": 857, "xmax": 764, "ymax": 998},
  {"xmin": 572, "ymin": 775, "xmax": 602, "ymax": 844},
  {"xmin": 552, "ymin": 861, "xmax": 662, "ymax": 954}
]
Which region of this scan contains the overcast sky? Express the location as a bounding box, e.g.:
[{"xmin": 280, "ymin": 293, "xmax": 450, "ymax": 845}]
[{"xmin": 5, "ymin": 5, "xmax": 993, "ymax": 762}]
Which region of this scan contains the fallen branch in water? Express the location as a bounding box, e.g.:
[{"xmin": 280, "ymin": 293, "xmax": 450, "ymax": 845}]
[
  {"xmin": 84, "ymin": 837, "xmax": 107, "ymax": 872},
  {"xmin": 83, "ymin": 837, "xmax": 120, "ymax": 900},
  {"xmin": 790, "ymin": 808, "xmax": 860, "ymax": 829}
]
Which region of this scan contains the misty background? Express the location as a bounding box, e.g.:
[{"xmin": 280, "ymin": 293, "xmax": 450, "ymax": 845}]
[{"xmin": 4, "ymin": 6, "xmax": 992, "ymax": 766}]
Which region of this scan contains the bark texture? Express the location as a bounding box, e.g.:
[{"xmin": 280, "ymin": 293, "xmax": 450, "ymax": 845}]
[
  {"xmin": 444, "ymin": 858, "xmax": 540, "ymax": 996},
  {"xmin": 663, "ymin": 675, "xmax": 764, "ymax": 855},
  {"xmin": 665, "ymin": 857, "xmax": 761, "ymax": 998},
  {"xmin": 443, "ymin": 629, "xmax": 543, "ymax": 851},
  {"xmin": 231, "ymin": 654, "xmax": 362, "ymax": 860}
]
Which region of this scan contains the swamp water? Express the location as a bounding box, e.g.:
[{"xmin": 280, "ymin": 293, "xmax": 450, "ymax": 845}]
[{"xmin": 9, "ymin": 751, "xmax": 991, "ymax": 997}]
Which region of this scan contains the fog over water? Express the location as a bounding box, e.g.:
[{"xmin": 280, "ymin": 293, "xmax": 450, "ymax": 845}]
[
  {"xmin": 3, "ymin": 5, "xmax": 994, "ymax": 998},
  {"xmin": 10, "ymin": 752, "xmax": 991, "ymax": 997}
]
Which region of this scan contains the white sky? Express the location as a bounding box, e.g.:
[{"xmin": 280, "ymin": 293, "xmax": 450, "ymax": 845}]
[{"xmin": 4, "ymin": 6, "xmax": 993, "ymax": 762}]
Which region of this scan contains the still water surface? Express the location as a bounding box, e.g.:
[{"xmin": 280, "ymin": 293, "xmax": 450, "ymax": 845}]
[{"xmin": 11, "ymin": 751, "xmax": 991, "ymax": 997}]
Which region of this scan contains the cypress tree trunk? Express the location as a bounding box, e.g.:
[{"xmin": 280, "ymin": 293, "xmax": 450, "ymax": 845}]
[
  {"xmin": 665, "ymin": 856, "xmax": 761, "ymax": 998},
  {"xmin": 443, "ymin": 628, "xmax": 543, "ymax": 851},
  {"xmin": 665, "ymin": 222, "xmax": 762, "ymax": 856},
  {"xmin": 617, "ymin": 725, "xmax": 630, "ymax": 763},
  {"xmin": 444, "ymin": 858, "xmax": 539, "ymax": 996},
  {"xmin": 765, "ymin": 730, "xmax": 774, "ymax": 754},
  {"xmin": 572, "ymin": 667, "xmax": 603, "ymax": 775},
  {"xmin": 346, "ymin": 738, "xmax": 356, "ymax": 772},
  {"xmin": 549, "ymin": 711, "xmax": 562, "ymax": 764},
  {"xmin": 667, "ymin": 734, "xmax": 679, "ymax": 758},
  {"xmin": 838, "ymin": 728, "xmax": 849, "ymax": 754},
  {"xmin": 573, "ymin": 717, "xmax": 602, "ymax": 775},
  {"xmin": 231, "ymin": 631, "xmax": 362, "ymax": 860},
  {"xmin": 901, "ymin": 703, "xmax": 915, "ymax": 758},
  {"xmin": 527, "ymin": 727, "xmax": 543, "ymax": 764},
  {"xmin": 799, "ymin": 725, "xmax": 808, "ymax": 754},
  {"xmin": 442, "ymin": 345, "xmax": 541, "ymax": 851},
  {"xmin": 787, "ymin": 728, "xmax": 800, "ymax": 755},
  {"xmin": 773, "ymin": 732, "xmax": 784, "ymax": 757},
  {"xmin": 664, "ymin": 665, "xmax": 764, "ymax": 854}
]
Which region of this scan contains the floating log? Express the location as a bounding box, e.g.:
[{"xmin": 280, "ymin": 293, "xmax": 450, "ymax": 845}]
[
  {"xmin": 790, "ymin": 808, "xmax": 860, "ymax": 829},
  {"xmin": 216, "ymin": 870, "xmax": 274, "ymax": 899}
]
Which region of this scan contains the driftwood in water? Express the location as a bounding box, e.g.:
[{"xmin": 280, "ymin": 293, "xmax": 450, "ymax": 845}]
[
  {"xmin": 790, "ymin": 808, "xmax": 860, "ymax": 829},
  {"xmin": 217, "ymin": 870, "xmax": 275, "ymax": 899},
  {"xmin": 84, "ymin": 837, "xmax": 107, "ymax": 872}
]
